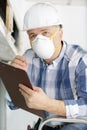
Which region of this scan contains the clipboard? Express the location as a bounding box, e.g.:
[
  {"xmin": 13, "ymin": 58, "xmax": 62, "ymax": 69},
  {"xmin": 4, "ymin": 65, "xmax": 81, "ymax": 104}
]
[{"xmin": 0, "ymin": 61, "xmax": 45, "ymax": 118}]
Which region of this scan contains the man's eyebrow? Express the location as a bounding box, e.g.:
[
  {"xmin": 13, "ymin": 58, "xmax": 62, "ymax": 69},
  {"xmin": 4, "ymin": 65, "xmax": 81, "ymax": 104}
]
[
  {"xmin": 41, "ymin": 28, "xmax": 49, "ymax": 31},
  {"xmin": 29, "ymin": 32, "xmax": 35, "ymax": 36},
  {"xmin": 28, "ymin": 28, "xmax": 50, "ymax": 36}
]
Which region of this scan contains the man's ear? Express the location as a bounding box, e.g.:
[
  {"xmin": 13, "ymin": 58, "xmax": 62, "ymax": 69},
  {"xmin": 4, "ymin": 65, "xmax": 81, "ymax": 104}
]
[{"xmin": 59, "ymin": 29, "xmax": 63, "ymax": 40}]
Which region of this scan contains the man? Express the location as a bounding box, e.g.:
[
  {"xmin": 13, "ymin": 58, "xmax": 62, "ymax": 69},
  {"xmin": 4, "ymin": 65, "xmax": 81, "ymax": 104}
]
[{"xmin": 11, "ymin": 2, "xmax": 87, "ymax": 130}]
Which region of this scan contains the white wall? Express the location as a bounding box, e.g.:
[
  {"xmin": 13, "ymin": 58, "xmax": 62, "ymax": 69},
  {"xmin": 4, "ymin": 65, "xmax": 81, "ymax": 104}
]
[
  {"xmin": 6, "ymin": 1, "xmax": 87, "ymax": 130},
  {"xmin": 57, "ymin": 6, "xmax": 87, "ymax": 50},
  {"xmin": 6, "ymin": 105, "xmax": 39, "ymax": 130}
]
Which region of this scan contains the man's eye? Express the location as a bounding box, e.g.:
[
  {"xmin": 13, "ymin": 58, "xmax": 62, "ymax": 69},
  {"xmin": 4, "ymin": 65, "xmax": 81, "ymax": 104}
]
[
  {"xmin": 43, "ymin": 32, "xmax": 48, "ymax": 34},
  {"xmin": 30, "ymin": 35, "xmax": 36, "ymax": 40},
  {"xmin": 43, "ymin": 31, "xmax": 49, "ymax": 36}
]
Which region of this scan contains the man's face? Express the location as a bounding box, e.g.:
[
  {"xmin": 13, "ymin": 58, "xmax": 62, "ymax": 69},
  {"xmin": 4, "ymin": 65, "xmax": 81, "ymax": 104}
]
[{"xmin": 27, "ymin": 25, "xmax": 63, "ymax": 47}]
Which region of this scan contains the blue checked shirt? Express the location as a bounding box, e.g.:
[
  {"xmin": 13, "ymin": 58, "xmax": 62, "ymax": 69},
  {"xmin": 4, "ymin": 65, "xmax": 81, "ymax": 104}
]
[{"xmin": 8, "ymin": 41, "xmax": 87, "ymax": 119}]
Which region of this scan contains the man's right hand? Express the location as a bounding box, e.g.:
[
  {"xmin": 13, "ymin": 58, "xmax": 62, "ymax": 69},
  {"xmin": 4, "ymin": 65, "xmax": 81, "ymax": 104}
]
[{"xmin": 11, "ymin": 55, "xmax": 29, "ymax": 72}]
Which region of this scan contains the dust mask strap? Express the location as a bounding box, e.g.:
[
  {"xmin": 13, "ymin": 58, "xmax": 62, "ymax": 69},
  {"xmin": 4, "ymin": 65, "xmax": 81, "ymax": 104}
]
[
  {"xmin": 50, "ymin": 29, "xmax": 59, "ymax": 41},
  {"xmin": 50, "ymin": 29, "xmax": 60, "ymax": 50}
]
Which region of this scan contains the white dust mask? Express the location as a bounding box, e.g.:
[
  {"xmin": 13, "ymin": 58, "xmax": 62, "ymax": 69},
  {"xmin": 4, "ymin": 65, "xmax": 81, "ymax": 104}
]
[{"xmin": 31, "ymin": 35, "xmax": 55, "ymax": 59}]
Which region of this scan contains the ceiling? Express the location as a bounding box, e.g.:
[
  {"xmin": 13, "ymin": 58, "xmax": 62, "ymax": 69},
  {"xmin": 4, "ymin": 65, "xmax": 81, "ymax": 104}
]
[{"xmin": 25, "ymin": 0, "xmax": 87, "ymax": 6}]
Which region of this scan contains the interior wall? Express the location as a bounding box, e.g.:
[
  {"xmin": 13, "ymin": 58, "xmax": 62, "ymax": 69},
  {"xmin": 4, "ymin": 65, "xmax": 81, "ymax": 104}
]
[{"xmin": 57, "ymin": 5, "xmax": 87, "ymax": 50}]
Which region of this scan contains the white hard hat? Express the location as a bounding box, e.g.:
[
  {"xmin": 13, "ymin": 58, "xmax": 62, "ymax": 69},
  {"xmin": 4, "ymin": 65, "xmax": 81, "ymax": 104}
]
[{"xmin": 23, "ymin": 2, "xmax": 62, "ymax": 30}]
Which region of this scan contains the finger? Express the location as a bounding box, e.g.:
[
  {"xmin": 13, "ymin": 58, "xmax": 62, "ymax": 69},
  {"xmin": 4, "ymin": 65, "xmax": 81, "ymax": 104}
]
[
  {"xmin": 19, "ymin": 88, "xmax": 29, "ymax": 97},
  {"xmin": 19, "ymin": 84, "xmax": 34, "ymax": 96},
  {"xmin": 12, "ymin": 56, "xmax": 29, "ymax": 66},
  {"xmin": 16, "ymin": 55, "xmax": 27, "ymax": 63},
  {"xmin": 11, "ymin": 59, "xmax": 29, "ymax": 71},
  {"xmin": 12, "ymin": 59, "xmax": 27, "ymax": 67},
  {"xmin": 32, "ymin": 86, "xmax": 40, "ymax": 92},
  {"xmin": 11, "ymin": 63, "xmax": 26, "ymax": 70},
  {"xmin": 16, "ymin": 56, "xmax": 29, "ymax": 65}
]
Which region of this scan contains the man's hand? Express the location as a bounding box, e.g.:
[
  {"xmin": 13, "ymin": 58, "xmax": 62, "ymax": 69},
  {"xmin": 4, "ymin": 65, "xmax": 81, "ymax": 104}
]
[
  {"xmin": 19, "ymin": 84, "xmax": 66, "ymax": 117},
  {"xmin": 19, "ymin": 84, "xmax": 51, "ymax": 110},
  {"xmin": 11, "ymin": 55, "xmax": 29, "ymax": 72}
]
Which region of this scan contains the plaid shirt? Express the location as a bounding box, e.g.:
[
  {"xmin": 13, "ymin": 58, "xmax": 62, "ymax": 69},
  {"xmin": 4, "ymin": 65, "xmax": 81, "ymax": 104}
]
[{"xmin": 8, "ymin": 41, "xmax": 87, "ymax": 119}]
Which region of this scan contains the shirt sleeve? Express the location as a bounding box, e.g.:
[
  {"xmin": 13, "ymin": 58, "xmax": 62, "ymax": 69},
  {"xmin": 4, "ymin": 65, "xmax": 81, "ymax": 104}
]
[
  {"xmin": 5, "ymin": 90, "xmax": 18, "ymax": 110},
  {"xmin": 6, "ymin": 99, "xmax": 18, "ymax": 110},
  {"xmin": 64, "ymin": 55, "xmax": 87, "ymax": 118}
]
